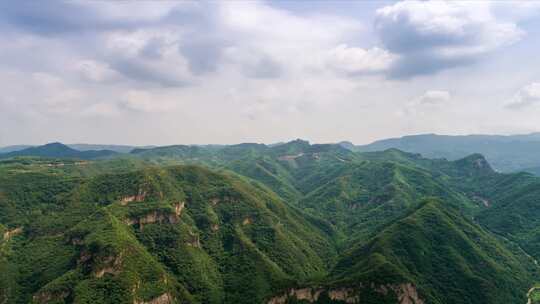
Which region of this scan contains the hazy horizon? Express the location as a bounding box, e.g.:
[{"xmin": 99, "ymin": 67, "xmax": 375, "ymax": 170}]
[{"xmin": 4, "ymin": 130, "xmax": 540, "ymax": 148}]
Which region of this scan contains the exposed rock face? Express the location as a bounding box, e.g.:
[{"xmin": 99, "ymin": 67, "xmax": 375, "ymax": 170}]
[
  {"xmin": 134, "ymin": 293, "xmax": 173, "ymax": 304},
  {"xmin": 394, "ymin": 283, "xmax": 424, "ymax": 304},
  {"xmin": 186, "ymin": 231, "xmax": 201, "ymax": 248},
  {"xmin": 124, "ymin": 208, "xmax": 181, "ymax": 231},
  {"xmin": 293, "ymin": 288, "xmax": 322, "ymax": 302},
  {"xmin": 267, "ymin": 294, "xmax": 287, "ymax": 304},
  {"xmin": 95, "ymin": 266, "xmax": 118, "ymax": 278},
  {"xmin": 242, "ymin": 217, "xmax": 252, "ymax": 225},
  {"xmin": 33, "ymin": 290, "xmax": 69, "ymax": 304},
  {"xmin": 267, "ymin": 288, "xmax": 323, "ymax": 304},
  {"xmin": 75, "ymin": 249, "xmax": 124, "ymax": 278},
  {"xmin": 473, "ymin": 195, "xmax": 490, "ymax": 207},
  {"xmin": 278, "ymin": 153, "xmax": 304, "ymax": 161},
  {"xmin": 3, "ymin": 227, "xmax": 22, "ymax": 241},
  {"xmin": 328, "ymin": 288, "xmax": 359, "ymax": 303},
  {"xmin": 120, "ymin": 189, "xmax": 147, "ymax": 205},
  {"xmin": 266, "ymin": 283, "xmax": 423, "ymax": 304},
  {"xmin": 94, "ymin": 254, "xmax": 123, "ymax": 278},
  {"xmin": 174, "ymin": 202, "xmax": 185, "ymax": 216}
]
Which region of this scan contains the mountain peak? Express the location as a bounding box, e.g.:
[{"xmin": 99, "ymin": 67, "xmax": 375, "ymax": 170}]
[
  {"xmin": 338, "ymin": 141, "xmax": 355, "ymax": 150},
  {"xmin": 288, "ymin": 138, "xmax": 310, "ymax": 145},
  {"xmin": 454, "ymin": 153, "xmax": 494, "ymax": 175},
  {"xmin": 43, "ymin": 142, "xmax": 72, "ymax": 149}
]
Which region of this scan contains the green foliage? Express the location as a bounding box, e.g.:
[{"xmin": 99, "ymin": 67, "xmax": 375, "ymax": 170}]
[
  {"xmin": 331, "ymin": 199, "xmax": 536, "ymax": 303},
  {"xmin": 2, "ymin": 140, "xmax": 540, "ymax": 304},
  {"xmin": 1, "ymin": 163, "xmax": 336, "ymax": 304}
]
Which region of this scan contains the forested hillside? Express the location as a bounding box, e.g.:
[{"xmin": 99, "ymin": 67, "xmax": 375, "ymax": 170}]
[{"xmin": 2, "ymin": 140, "xmax": 540, "ymax": 303}]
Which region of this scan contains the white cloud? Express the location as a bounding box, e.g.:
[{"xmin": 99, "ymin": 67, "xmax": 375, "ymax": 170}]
[
  {"xmin": 119, "ymin": 90, "xmax": 181, "ymax": 113},
  {"xmin": 506, "ymin": 82, "xmax": 540, "ymax": 109},
  {"xmin": 375, "ymin": 0, "xmax": 524, "ymax": 77},
  {"xmin": 401, "ymin": 90, "xmax": 452, "ymax": 116},
  {"xmin": 218, "ymin": 1, "xmax": 361, "ymax": 48},
  {"xmin": 74, "ymin": 60, "xmax": 119, "ymax": 83},
  {"xmin": 1, "ymin": 0, "xmax": 540, "ymax": 145},
  {"xmin": 326, "ymin": 44, "xmax": 397, "ymax": 75},
  {"xmin": 102, "ymin": 29, "xmax": 193, "ymax": 87}
]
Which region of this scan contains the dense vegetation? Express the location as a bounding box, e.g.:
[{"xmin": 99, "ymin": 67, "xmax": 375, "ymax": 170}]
[{"xmin": 2, "ymin": 139, "xmax": 540, "ymax": 303}]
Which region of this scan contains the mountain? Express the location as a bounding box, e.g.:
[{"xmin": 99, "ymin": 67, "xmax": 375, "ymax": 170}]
[
  {"xmin": 0, "ymin": 164, "xmax": 337, "ymax": 304},
  {"xmin": 67, "ymin": 144, "xmax": 154, "ymax": 153},
  {"xmin": 2, "ymin": 139, "xmax": 540, "ymax": 303},
  {"xmin": 354, "ymin": 133, "xmax": 540, "ymax": 173},
  {"xmin": 270, "ymin": 199, "xmax": 537, "ymax": 304},
  {"xmin": 0, "ymin": 144, "xmax": 156, "ymax": 154},
  {"xmin": 0, "ymin": 143, "xmax": 117, "ymax": 160},
  {"xmin": 326, "ymin": 199, "xmax": 536, "ymax": 304}
]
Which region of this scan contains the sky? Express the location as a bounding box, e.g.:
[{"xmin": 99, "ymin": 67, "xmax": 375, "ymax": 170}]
[{"xmin": 1, "ymin": 0, "xmax": 540, "ymax": 146}]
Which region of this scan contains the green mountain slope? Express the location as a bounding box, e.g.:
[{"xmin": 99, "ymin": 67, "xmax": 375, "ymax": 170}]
[
  {"xmin": 298, "ymin": 159, "xmax": 478, "ymax": 243},
  {"xmin": 0, "ymin": 165, "xmax": 337, "ymax": 304},
  {"xmin": 268, "ymin": 199, "xmax": 537, "ymax": 304},
  {"xmin": 331, "ymin": 199, "xmax": 537, "ymax": 304}
]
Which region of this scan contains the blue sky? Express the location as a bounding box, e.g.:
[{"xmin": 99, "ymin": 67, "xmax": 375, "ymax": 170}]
[{"xmin": 1, "ymin": 1, "xmax": 540, "ymax": 146}]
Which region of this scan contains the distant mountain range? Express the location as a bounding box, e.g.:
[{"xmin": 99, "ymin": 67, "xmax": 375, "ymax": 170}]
[
  {"xmin": 0, "ymin": 142, "xmax": 118, "ymax": 160},
  {"xmin": 0, "ymin": 144, "xmax": 149, "ymax": 154},
  {"xmin": 67, "ymin": 144, "xmax": 155, "ymax": 153},
  {"xmin": 3, "ymin": 132, "xmax": 540, "ymax": 174},
  {"xmin": 350, "ymin": 133, "xmax": 540, "ymax": 173}
]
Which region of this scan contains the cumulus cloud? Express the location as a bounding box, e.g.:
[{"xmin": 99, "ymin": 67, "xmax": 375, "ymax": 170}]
[
  {"xmin": 375, "ymin": 1, "xmax": 524, "ymax": 78},
  {"xmin": 506, "ymin": 83, "xmax": 540, "ymax": 109},
  {"xmin": 0, "ymin": 0, "xmax": 539, "ymax": 145},
  {"xmin": 74, "ymin": 60, "xmax": 120, "ymax": 83},
  {"xmin": 102, "ymin": 29, "xmax": 194, "ymax": 87},
  {"xmin": 119, "ymin": 90, "xmax": 182, "ymax": 113},
  {"xmin": 326, "ymin": 44, "xmax": 397, "ymax": 75}
]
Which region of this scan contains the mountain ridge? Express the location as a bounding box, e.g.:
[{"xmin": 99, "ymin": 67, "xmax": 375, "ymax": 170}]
[
  {"xmin": 0, "ymin": 143, "xmax": 118, "ymax": 160},
  {"xmin": 353, "ymin": 133, "xmax": 540, "ymax": 173}
]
